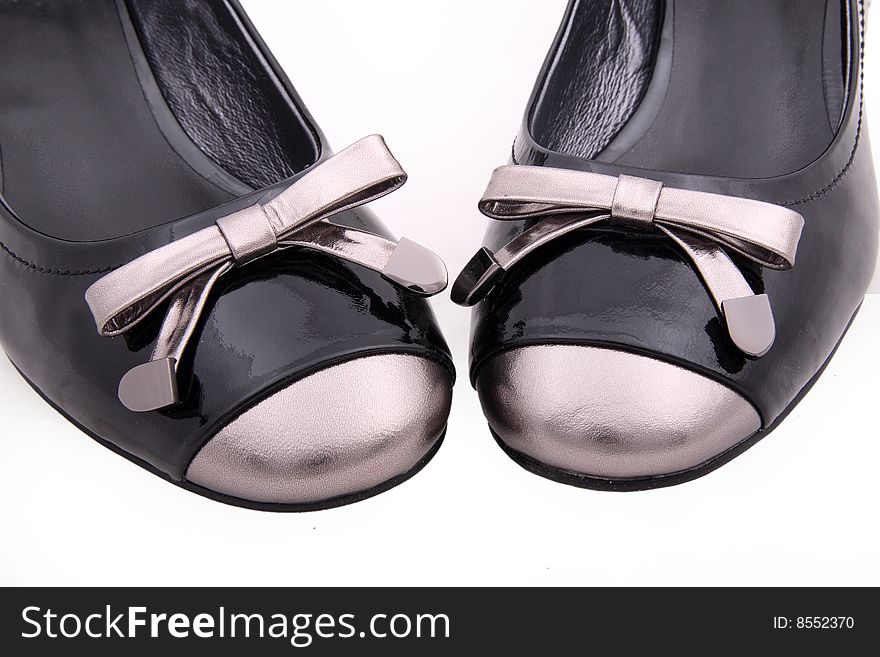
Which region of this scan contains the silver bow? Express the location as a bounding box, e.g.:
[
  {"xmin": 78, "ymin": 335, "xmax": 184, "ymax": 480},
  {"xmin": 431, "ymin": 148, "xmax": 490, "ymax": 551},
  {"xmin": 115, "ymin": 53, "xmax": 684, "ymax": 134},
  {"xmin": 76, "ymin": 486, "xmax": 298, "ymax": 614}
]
[
  {"xmin": 452, "ymin": 165, "xmax": 805, "ymax": 357},
  {"xmin": 85, "ymin": 135, "xmax": 447, "ymax": 412}
]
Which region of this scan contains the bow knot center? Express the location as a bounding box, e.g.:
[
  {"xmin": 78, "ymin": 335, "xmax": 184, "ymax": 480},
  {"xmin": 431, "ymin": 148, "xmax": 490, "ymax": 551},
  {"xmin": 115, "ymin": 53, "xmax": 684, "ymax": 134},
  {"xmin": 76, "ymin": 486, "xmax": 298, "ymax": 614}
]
[
  {"xmin": 216, "ymin": 204, "xmax": 279, "ymax": 264},
  {"xmin": 610, "ymin": 175, "xmax": 663, "ymax": 227}
]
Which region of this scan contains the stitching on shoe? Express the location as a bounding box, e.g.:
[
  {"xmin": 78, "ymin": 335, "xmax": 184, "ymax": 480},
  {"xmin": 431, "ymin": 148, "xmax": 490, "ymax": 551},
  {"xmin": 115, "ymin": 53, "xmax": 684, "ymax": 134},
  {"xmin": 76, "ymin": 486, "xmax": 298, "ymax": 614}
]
[
  {"xmin": 0, "ymin": 241, "xmax": 114, "ymax": 276},
  {"xmin": 513, "ymin": 0, "xmax": 865, "ymax": 207},
  {"xmin": 0, "ymin": 3, "xmax": 866, "ymax": 275},
  {"xmin": 781, "ymin": 0, "xmax": 866, "ymax": 207}
]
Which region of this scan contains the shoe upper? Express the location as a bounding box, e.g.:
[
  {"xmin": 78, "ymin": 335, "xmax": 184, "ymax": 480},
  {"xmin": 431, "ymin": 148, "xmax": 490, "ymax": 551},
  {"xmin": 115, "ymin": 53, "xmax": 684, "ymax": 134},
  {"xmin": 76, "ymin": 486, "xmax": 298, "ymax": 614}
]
[
  {"xmin": 468, "ymin": 0, "xmax": 877, "ymax": 429},
  {"xmin": 0, "ymin": 0, "xmax": 454, "ymax": 489}
]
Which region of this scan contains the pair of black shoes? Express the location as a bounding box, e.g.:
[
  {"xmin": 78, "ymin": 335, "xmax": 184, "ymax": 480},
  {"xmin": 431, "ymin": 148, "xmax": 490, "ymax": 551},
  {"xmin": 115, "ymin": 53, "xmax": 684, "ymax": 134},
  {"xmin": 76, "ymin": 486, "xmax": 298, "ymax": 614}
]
[{"xmin": 0, "ymin": 0, "xmax": 874, "ymax": 510}]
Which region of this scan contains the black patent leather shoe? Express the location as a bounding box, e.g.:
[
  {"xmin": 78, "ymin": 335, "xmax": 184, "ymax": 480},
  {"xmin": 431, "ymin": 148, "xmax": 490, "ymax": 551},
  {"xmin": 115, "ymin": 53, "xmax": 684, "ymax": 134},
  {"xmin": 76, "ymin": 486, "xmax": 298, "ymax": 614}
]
[
  {"xmin": 0, "ymin": 0, "xmax": 454, "ymax": 510},
  {"xmin": 454, "ymin": 0, "xmax": 876, "ymax": 490}
]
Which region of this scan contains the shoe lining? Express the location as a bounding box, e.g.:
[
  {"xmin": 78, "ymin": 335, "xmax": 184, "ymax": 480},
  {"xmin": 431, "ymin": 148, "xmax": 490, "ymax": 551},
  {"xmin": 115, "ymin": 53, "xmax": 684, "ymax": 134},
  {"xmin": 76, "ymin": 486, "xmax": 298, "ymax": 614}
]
[
  {"xmin": 529, "ymin": 0, "xmax": 848, "ymax": 179},
  {"xmin": 0, "ymin": 0, "xmax": 315, "ymax": 241}
]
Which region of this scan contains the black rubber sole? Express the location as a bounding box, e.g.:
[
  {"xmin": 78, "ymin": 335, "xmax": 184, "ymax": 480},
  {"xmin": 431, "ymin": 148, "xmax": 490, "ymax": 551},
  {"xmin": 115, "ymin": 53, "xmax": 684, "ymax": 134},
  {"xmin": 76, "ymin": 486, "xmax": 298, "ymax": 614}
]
[
  {"xmin": 9, "ymin": 358, "xmax": 446, "ymax": 512},
  {"xmin": 490, "ymin": 303, "xmax": 864, "ymax": 492}
]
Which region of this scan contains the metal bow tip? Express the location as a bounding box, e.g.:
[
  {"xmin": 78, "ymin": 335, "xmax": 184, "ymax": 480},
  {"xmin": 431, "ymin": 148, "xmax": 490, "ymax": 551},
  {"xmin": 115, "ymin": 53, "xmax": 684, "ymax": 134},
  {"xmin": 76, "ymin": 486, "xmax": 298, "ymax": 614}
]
[
  {"xmin": 450, "ymin": 247, "xmax": 503, "ymax": 307},
  {"xmin": 84, "ymin": 135, "xmax": 447, "ymax": 412},
  {"xmin": 722, "ymin": 294, "xmax": 776, "ymax": 358},
  {"xmin": 382, "ymin": 237, "xmax": 448, "ymax": 295},
  {"xmin": 118, "ymin": 358, "xmax": 179, "ymax": 413},
  {"xmin": 453, "ymin": 167, "xmax": 804, "ymax": 358}
]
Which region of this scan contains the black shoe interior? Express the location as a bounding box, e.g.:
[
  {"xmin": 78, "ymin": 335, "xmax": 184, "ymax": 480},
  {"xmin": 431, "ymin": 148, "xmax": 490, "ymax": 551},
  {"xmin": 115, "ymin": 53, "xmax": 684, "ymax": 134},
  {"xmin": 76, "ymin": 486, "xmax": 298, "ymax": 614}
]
[
  {"xmin": 0, "ymin": 0, "xmax": 316, "ymax": 241},
  {"xmin": 529, "ymin": 0, "xmax": 850, "ymax": 178}
]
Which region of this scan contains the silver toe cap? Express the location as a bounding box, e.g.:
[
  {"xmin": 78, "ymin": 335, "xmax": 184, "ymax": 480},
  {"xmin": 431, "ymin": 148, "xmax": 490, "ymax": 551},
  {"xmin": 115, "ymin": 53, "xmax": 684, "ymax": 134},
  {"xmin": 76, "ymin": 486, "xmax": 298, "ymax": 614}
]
[
  {"xmin": 186, "ymin": 354, "xmax": 452, "ymax": 505},
  {"xmin": 476, "ymin": 346, "xmax": 761, "ymax": 479}
]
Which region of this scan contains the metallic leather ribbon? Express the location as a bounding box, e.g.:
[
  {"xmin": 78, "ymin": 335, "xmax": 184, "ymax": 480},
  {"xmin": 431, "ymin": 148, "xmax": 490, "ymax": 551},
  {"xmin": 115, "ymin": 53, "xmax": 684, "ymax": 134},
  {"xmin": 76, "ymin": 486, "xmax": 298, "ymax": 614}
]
[
  {"xmin": 452, "ymin": 166, "xmax": 805, "ymax": 358},
  {"xmin": 85, "ymin": 135, "xmax": 447, "ymax": 412}
]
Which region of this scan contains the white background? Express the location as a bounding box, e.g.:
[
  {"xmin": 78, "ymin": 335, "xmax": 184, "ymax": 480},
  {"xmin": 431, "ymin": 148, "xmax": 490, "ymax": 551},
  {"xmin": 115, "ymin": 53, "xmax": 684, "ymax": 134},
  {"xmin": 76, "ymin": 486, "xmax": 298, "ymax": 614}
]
[{"xmin": 1, "ymin": 1, "xmax": 878, "ymax": 586}]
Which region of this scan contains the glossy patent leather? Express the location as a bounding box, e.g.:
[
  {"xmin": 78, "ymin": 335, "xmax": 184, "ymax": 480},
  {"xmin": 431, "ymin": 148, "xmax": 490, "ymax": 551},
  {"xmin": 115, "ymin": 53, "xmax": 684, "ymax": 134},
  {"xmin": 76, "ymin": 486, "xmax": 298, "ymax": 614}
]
[
  {"xmin": 469, "ymin": 0, "xmax": 877, "ymax": 427},
  {"xmin": 1, "ymin": 197, "xmax": 452, "ymax": 480},
  {"xmin": 0, "ymin": 2, "xmax": 452, "ymax": 482}
]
